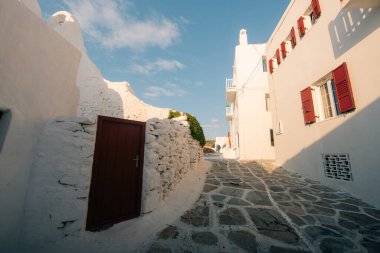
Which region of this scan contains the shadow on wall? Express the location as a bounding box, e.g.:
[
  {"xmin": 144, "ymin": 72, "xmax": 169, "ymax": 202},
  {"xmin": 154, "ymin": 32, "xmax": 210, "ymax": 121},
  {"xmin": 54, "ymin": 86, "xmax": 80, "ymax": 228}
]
[
  {"xmin": 328, "ymin": 7, "xmax": 380, "ymax": 58},
  {"xmin": 282, "ymin": 98, "xmax": 380, "ymax": 207}
]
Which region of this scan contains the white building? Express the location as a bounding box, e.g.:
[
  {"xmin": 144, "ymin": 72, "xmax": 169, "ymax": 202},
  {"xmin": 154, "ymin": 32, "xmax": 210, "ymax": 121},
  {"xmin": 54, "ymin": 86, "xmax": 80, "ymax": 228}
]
[
  {"xmin": 215, "ymin": 136, "xmax": 228, "ymax": 153},
  {"xmin": 225, "ymin": 29, "xmax": 275, "ymax": 160},
  {"xmin": 266, "ymin": 0, "xmax": 380, "ymax": 207}
]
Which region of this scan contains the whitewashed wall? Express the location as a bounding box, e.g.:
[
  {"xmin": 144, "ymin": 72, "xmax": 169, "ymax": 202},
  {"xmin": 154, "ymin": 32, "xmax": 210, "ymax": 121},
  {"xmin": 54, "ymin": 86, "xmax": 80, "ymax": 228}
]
[
  {"xmin": 266, "ymin": 0, "xmax": 380, "ymax": 207},
  {"xmin": 50, "ymin": 11, "xmax": 170, "ymax": 122},
  {"xmin": 227, "ymin": 30, "xmax": 275, "ymax": 160},
  {"xmin": 0, "ymin": 1, "xmax": 81, "ymax": 250},
  {"xmin": 21, "ymin": 116, "xmax": 202, "ymax": 250},
  {"xmin": 142, "ymin": 117, "xmax": 203, "ymax": 213}
]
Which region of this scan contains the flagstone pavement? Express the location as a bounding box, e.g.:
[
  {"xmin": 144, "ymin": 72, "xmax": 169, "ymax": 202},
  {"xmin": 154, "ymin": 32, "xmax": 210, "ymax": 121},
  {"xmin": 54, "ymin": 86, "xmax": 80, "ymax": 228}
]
[{"xmin": 143, "ymin": 158, "xmax": 380, "ymax": 253}]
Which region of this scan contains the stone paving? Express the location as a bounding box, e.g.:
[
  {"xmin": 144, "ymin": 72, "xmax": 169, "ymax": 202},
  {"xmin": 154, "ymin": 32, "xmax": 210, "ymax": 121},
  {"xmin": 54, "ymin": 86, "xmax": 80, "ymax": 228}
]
[{"xmin": 143, "ymin": 159, "xmax": 380, "ymax": 253}]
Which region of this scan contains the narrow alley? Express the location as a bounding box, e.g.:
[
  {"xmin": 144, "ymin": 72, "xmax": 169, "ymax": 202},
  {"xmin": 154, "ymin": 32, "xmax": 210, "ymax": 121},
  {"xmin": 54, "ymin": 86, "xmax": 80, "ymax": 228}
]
[{"xmin": 145, "ymin": 157, "xmax": 380, "ymax": 253}]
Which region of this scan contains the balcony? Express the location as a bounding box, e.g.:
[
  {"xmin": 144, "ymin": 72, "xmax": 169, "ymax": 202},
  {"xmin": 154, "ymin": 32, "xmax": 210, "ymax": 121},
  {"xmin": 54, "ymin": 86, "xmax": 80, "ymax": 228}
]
[
  {"xmin": 341, "ymin": 0, "xmax": 380, "ymax": 8},
  {"xmin": 226, "ymin": 78, "xmax": 237, "ymax": 103},
  {"xmin": 226, "ymin": 104, "xmax": 233, "ymax": 121}
]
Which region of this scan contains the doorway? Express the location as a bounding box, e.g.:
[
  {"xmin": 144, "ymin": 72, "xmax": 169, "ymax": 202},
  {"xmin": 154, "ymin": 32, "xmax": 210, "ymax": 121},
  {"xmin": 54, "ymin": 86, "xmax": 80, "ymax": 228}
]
[{"xmin": 86, "ymin": 116, "xmax": 146, "ymax": 231}]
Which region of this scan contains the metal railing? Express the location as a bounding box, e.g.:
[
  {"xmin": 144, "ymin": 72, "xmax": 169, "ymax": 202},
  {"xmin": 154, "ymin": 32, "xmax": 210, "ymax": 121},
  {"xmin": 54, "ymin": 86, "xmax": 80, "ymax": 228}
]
[{"xmin": 226, "ymin": 78, "xmax": 236, "ymax": 90}]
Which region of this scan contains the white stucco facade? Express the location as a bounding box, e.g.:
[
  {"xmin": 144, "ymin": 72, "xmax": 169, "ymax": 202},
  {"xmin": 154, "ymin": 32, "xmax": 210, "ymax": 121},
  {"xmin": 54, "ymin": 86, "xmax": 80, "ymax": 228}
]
[
  {"xmin": 0, "ymin": 0, "xmax": 81, "ymax": 250},
  {"xmin": 225, "ymin": 29, "xmax": 275, "ymax": 160},
  {"xmin": 266, "ymin": 0, "xmax": 380, "ymax": 207}
]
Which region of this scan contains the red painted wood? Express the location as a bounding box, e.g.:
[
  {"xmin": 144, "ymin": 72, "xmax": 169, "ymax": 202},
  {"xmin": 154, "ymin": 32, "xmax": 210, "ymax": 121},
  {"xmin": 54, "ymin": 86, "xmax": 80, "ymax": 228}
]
[
  {"xmin": 276, "ymin": 49, "xmax": 281, "ymax": 65},
  {"xmin": 312, "ymin": 0, "xmax": 321, "ymax": 18},
  {"xmin": 281, "ymin": 41, "xmax": 287, "ymax": 58},
  {"xmin": 269, "ymin": 59, "xmax": 274, "ymax": 74},
  {"xmin": 298, "ymin": 16, "xmax": 305, "ymax": 37},
  {"xmin": 333, "ymin": 62, "xmax": 356, "ymax": 113},
  {"xmin": 300, "ymin": 87, "xmax": 316, "ymax": 124},
  {"xmin": 290, "ymin": 27, "xmax": 297, "ymax": 47},
  {"xmin": 86, "ymin": 116, "xmax": 145, "ymax": 231}
]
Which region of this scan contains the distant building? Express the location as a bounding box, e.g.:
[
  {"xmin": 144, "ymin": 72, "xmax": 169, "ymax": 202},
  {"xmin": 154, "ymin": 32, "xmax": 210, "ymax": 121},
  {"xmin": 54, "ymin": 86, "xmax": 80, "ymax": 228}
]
[
  {"xmin": 225, "ymin": 29, "xmax": 275, "ymax": 160},
  {"xmin": 215, "ymin": 136, "xmax": 228, "ymax": 153},
  {"xmin": 266, "ymin": 0, "xmax": 380, "ymax": 207}
]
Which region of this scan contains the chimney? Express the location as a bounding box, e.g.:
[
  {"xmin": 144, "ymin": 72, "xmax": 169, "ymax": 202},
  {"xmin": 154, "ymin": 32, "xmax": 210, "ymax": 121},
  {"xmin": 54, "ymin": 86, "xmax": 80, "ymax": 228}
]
[{"xmin": 239, "ymin": 29, "xmax": 248, "ymax": 45}]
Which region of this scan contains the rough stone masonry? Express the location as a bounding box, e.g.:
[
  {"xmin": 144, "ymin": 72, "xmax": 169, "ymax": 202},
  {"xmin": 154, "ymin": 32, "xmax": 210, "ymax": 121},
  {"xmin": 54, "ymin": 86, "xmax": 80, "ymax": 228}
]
[
  {"xmin": 21, "ymin": 115, "xmax": 203, "ymax": 250},
  {"xmin": 142, "ymin": 116, "xmax": 203, "ymax": 213}
]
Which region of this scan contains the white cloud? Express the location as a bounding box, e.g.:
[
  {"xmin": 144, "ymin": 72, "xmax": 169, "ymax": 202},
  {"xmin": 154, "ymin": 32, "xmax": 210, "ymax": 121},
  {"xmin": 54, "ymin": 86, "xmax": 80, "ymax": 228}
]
[
  {"xmin": 143, "ymin": 83, "xmax": 186, "ymax": 98},
  {"xmin": 63, "ymin": 0, "xmax": 180, "ymax": 50},
  {"xmin": 202, "ymin": 118, "xmax": 220, "ymax": 129},
  {"xmin": 131, "ymin": 58, "xmax": 184, "ymax": 75}
]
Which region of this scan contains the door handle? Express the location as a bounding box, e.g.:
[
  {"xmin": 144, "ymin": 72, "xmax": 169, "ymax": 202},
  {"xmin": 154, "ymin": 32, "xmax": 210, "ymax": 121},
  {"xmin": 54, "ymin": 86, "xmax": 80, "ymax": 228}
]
[{"xmin": 133, "ymin": 155, "xmax": 139, "ymax": 168}]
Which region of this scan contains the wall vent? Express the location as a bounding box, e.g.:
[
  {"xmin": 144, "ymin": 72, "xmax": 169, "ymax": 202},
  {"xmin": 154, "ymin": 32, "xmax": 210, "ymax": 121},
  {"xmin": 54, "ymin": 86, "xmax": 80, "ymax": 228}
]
[{"xmin": 322, "ymin": 154, "xmax": 352, "ymax": 181}]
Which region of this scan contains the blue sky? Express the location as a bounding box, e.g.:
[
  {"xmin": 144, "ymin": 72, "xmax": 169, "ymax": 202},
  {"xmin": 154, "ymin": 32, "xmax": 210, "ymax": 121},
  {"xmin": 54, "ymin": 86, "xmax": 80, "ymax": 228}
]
[{"xmin": 38, "ymin": 0, "xmax": 290, "ymax": 140}]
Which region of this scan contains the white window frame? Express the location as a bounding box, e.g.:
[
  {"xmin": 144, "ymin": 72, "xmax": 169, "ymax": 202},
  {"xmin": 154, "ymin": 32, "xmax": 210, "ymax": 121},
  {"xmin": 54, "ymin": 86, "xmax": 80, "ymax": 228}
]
[{"xmin": 312, "ymin": 74, "xmax": 340, "ymax": 122}]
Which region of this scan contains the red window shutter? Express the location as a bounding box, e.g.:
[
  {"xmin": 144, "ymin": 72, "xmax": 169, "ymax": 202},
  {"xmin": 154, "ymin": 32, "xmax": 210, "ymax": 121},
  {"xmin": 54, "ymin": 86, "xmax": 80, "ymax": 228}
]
[
  {"xmin": 332, "ymin": 62, "xmax": 355, "ymax": 113},
  {"xmin": 300, "ymin": 87, "xmax": 316, "ymax": 124},
  {"xmin": 281, "ymin": 42, "xmax": 287, "ymax": 58},
  {"xmin": 269, "ymin": 59, "xmax": 274, "ymax": 74},
  {"xmin": 276, "ymin": 49, "xmax": 281, "ymax": 65},
  {"xmin": 312, "ymin": 0, "xmax": 321, "ymax": 18},
  {"xmin": 290, "ymin": 27, "xmax": 297, "ymax": 47},
  {"xmin": 298, "ymin": 16, "xmax": 305, "ymax": 37}
]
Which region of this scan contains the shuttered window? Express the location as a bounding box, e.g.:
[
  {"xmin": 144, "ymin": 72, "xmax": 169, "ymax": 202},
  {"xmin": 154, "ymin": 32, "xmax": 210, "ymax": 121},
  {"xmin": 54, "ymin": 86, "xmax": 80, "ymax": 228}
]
[
  {"xmin": 300, "ymin": 87, "xmax": 316, "ymax": 124},
  {"xmin": 276, "ymin": 49, "xmax": 281, "ymax": 65},
  {"xmin": 281, "ymin": 42, "xmax": 287, "ymax": 58},
  {"xmin": 332, "ymin": 62, "xmax": 355, "ymax": 113},
  {"xmin": 312, "ymin": 0, "xmax": 321, "ymax": 18},
  {"xmin": 269, "ymin": 59, "xmax": 274, "ymax": 74},
  {"xmin": 290, "ymin": 27, "xmax": 297, "ymax": 47},
  {"xmin": 298, "ymin": 16, "xmax": 306, "ymax": 37}
]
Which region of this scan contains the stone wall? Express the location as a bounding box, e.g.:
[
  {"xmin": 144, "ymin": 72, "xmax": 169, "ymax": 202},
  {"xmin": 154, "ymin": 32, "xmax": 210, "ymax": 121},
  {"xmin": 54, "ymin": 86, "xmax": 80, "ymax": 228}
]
[
  {"xmin": 22, "ymin": 116, "xmax": 203, "ymax": 247},
  {"xmin": 142, "ymin": 116, "xmax": 203, "ymax": 213},
  {"xmin": 22, "ymin": 117, "xmax": 96, "ymax": 247}
]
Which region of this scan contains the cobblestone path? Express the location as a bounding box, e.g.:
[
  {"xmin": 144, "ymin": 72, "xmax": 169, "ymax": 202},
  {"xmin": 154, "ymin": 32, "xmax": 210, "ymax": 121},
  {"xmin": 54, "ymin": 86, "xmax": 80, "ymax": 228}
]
[{"xmin": 144, "ymin": 159, "xmax": 380, "ymax": 253}]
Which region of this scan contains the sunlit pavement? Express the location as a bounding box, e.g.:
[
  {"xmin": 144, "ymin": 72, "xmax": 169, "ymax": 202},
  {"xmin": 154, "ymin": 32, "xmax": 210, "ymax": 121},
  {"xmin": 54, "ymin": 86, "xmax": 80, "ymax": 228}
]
[{"xmin": 144, "ymin": 159, "xmax": 380, "ymax": 253}]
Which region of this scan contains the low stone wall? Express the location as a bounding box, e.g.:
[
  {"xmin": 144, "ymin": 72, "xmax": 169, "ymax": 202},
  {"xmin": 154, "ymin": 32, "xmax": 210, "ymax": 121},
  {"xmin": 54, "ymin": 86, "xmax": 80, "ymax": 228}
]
[
  {"xmin": 22, "ymin": 116, "xmax": 203, "ymax": 246},
  {"xmin": 142, "ymin": 117, "xmax": 203, "ymax": 213},
  {"xmin": 22, "ymin": 117, "xmax": 96, "ymax": 245}
]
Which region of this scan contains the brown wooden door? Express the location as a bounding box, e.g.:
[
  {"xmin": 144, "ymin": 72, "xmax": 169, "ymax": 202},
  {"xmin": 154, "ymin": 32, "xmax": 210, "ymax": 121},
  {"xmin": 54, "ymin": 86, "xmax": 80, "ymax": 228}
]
[{"xmin": 86, "ymin": 116, "xmax": 145, "ymax": 231}]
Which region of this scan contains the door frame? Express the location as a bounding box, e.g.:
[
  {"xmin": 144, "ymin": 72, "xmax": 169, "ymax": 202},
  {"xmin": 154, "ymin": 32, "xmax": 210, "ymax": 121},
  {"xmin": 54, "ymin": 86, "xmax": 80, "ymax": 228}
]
[{"xmin": 86, "ymin": 115, "xmax": 146, "ymax": 231}]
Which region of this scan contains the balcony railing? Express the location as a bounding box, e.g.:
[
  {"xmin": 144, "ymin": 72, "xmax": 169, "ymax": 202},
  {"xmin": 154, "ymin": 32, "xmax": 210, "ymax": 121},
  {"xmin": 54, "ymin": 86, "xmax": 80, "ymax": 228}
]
[
  {"xmin": 226, "ymin": 78, "xmax": 237, "ymax": 103},
  {"xmin": 226, "ymin": 104, "xmax": 233, "ymax": 121},
  {"xmin": 226, "ymin": 78, "xmax": 236, "ymax": 90}
]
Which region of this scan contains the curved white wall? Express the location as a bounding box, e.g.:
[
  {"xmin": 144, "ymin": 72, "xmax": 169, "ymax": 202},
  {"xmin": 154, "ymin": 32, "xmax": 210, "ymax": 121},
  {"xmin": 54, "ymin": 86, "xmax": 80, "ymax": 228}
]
[
  {"xmin": 0, "ymin": 0, "xmax": 81, "ymax": 249},
  {"xmin": 50, "ymin": 11, "xmax": 170, "ymax": 122}
]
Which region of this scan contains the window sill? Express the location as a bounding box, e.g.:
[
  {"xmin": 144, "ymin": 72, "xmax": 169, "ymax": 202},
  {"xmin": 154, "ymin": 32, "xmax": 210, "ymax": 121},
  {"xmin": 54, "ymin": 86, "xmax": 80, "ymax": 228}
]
[{"xmin": 315, "ymin": 111, "xmax": 351, "ymax": 125}]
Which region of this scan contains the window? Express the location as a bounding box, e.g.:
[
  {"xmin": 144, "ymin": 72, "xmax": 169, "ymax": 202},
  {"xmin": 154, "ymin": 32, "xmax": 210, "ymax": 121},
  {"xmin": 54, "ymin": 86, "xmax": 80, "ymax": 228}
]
[
  {"xmin": 311, "ymin": 0, "xmax": 321, "ymax": 18},
  {"xmin": 265, "ymin": 94, "xmax": 270, "ymax": 111},
  {"xmin": 316, "ymin": 80, "xmax": 337, "ymax": 120},
  {"xmin": 290, "ymin": 27, "xmax": 297, "ymax": 47},
  {"xmin": 281, "ymin": 42, "xmax": 287, "ymax": 58},
  {"xmin": 298, "ymin": 16, "xmax": 306, "ymax": 37},
  {"xmin": 269, "ymin": 59, "xmax": 274, "ymax": 74},
  {"xmin": 276, "ymin": 49, "xmax": 281, "ymax": 65},
  {"xmin": 300, "ymin": 62, "xmax": 355, "ymax": 124},
  {"xmin": 270, "ymin": 129, "xmax": 275, "ymax": 146},
  {"xmin": 0, "ymin": 109, "xmax": 11, "ymax": 152},
  {"xmin": 262, "ymin": 57, "xmax": 267, "ymax": 72}
]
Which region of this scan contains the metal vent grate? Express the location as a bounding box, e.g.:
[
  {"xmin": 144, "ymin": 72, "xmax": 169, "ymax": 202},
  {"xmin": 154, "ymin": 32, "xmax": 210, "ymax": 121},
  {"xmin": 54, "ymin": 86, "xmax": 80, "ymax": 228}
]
[{"xmin": 322, "ymin": 154, "xmax": 352, "ymax": 181}]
